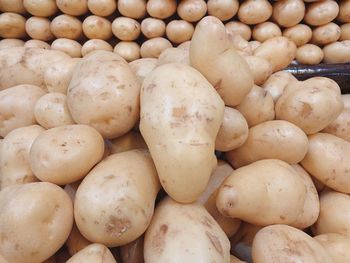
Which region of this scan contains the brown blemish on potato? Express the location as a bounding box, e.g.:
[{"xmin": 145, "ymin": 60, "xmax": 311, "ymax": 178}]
[
  {"xmin": 280, "ymin": 215, "xmax": 286, "ymax": 220},
  {"xmin": 146, "ymin": 83, "xmax": 156, "ymax": 92},
  {"xmin": 206, "ymin": 231, "xmax": 223, "ymax": 256},
  {"xmin": 152, "ymin": 224, "xmax": 168, "ymax": 254},
  {"xmin": 200, "ymin": 216, "xmax": 214, "ymax": 228},
  {"xmin": 300, "ymin": 102, "xmax": 312, "ymax": 117},
  {"xmin": 105, "ymin": 215, "xmax": 131, "ymax": 236},
  {"xmin": 172, "ymin": 106, "xmax": 187, "ymax": 118},
  {"xmin": 99, "ymin": 92, "xmax": 110, "ymax": 101},
  {"xmin": 214, "ymin": 79, "xmax": 223, "ymax": 90}
]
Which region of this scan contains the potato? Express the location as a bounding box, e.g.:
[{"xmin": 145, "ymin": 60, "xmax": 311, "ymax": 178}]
[
  {"xmin": 141, "ymin": 18, "xmax": 166, "ymax": 39},
  {"xmin": 30, "ymin": 124, "xmax": 104, "ymax": 185},
  {"xmin": 339, "ymin": 0, "xmax": 350, "ymax": 22},
  {"xmin": 262, "ymin": 71, "xmax": 297, "ymax": 102},
  {"xmin": 296, "ymin": 44, "xmax": 324, "ymax": 65},
  {"xmin": 66, "ymin": 243, "xmax": 116, "ymax": 263},
  {"xmin": 315, "ymin": 233, "xmax": 350, "ymax": 263},
  {"xmin": 147, "ymin": 0, "xmax": 177, "ymax": 19},
  {"xmin": 56, "ymin": 0, "xmax": 88, "ymax": 16},
  {"xmin": 252, "ymin": 22, "xmax": 282, "ymax": 42},
  {"xmin": 235, "ymin": 85, "xmax": 275, "ymax": 127},
  {"xmin": 140, "ymin": 37, "xmax": 172, "ymax": 58},
  {"xmin": 166, "ymin": 20, "xmax": 194, "ymax": 44},
  {"xmin": 248, "ymin": 40, "xmax": 261, "ymax": 51},
  {"xmin": 238, "ymin": 0, "xmax": 272, "ymax": 25},
  {"xmin": 254, "ymin": 36, "xmax": 297, "ymax": 72},
  {"xmin": 112, "ymin": 17, "xmax": 141, "ymax": 41},
  {"xmin": 82, "ymin": 15, "xmax": 112, "ymax": 40},
  {"xmin": 114, "ymin": 41, "xmax": 140, "ymax": 62},
  {"xmin": 0, "ymin": 12, "xmax": 26, "ymax": 38},
  {"xmin": 158, "ymin": 47, "xmax": 190, "ymax": 65},
  {"xmin": 0, "ymin": 84, "xmax": 46, "ymax": 137},
  {"xmin": 283, "ymin": 24, "xmax": 313, "ymax": 47},
  {"xmin": 120, "ymin": 236, "xmax": 144, "ymax": 263},
  {"xmin": 81, "ymin": 39, "xmax": 113, "ymax": 56},
  {"xmin": 228, "ymin": 34, "xmax": 252, "ymax": 56},
  {"xmin": 144, "ymin": 197, "xmax": 230, "ymax": 263},
  {"xmin": 244, "ymin": 56, "xmax": 273, "ymax": 85},
  {"xmin": 75, "ymin": 150, "xmax": 160, "ymax": 246},
  {"xmin": 303, "ymin": 76, "xmax": 343, "ymax": 97},
  {"xmin": 25, "ymin": 17, "xmax": 53, "ymax": 41},
  {"xmin": 108, "ymin": 131, "xmax": 147, "ymax": 154},
  {"xmin": 340, "ymin": 23, "xmax": 350, "ymax": 40},
  {"xmin": 177, "ymin": 40, "xmax": 191, "ymax": 50},
  {"xmin": 190, "ymin": 16, "xmax": 254, "ymax": 106},
  {"xmin": 252, "ymin": 225, "xmax": 333, "ymax": 263},
  {"xmin": 177, "ymin": 0, "xmax": 207, "ymax": 22},
  {"xmin": 225, "ymin": 21, "xmax": 252, "ymax": 41},
  {"xmin": 304, "ymin": 0, "xmax": 339, "ymax": 26},
  {"xmin": 23, "ymin": 0, "xmax": 57, "ymax": 17},
  {"xmin": 275, "ymin": 79, "xmax": 343, "ymax": 134},
  {"xmin": 129, "ymin": 58, "xmax": 158, "ymax": 83},
  {"xmin": 140, "ymin": 63, "xmax": 224, "ymax": 203},
  {"xmin": 323, "ymin": 40, "xmax": 350, "ymax": 63},
  {"xmin": 51, "ymin": 39, "xmax": 82, "ymax": 58},
  {"xmin": 45, "ymin": 58, "xmax": 80, "ymax": 94},
  {"xmin": 312, "ymin": 22, "xmax": 341, "ymax": 45},
  {"xmin": 24, "ymin": 39, "xmax": 51, "ymax": 49},
  {"xmin": 0, "ymin": 39, "xmax": 24, "ymax": 49},
  {"xmin": 88, "ymin": 0, "xmax": 116, "ymax": 16},
  {"xmin": 118, "ymin": 0, "xmax": 146, "ymax": 19},
  {"xmin": 0, "ymin": 47, "xmax": 70, "ymax": 90},
  {"xmin": 216, "ymin": 159, "xmax": 306, "ymax": 226},
  {"xmin": 226, "ymin": 120, "xmax": 308, "ymax": 168},
  {"xmin": 273, "ymin": 0, "xmax": 305, "ymax": 27},
  {"xmin": 67, "ymin": 51, "xmax": 140, "ymax": 139},
  {"xmin": 323, "ymin": 108, "xmax": 350, "ymax": 142},
  {"xmin": 0, "ymin": 182, "xmax": 73, "ymax": 263},
  {"xmin": 343, "ymin": 94, "xmax": 350, "ymax": 109},
  {"xmin": 0, "ymin": 125, "xmax": 43, "ymax": 189},
  {"xmin": 50, "ymin": 15, "xmax": 82, "ymax": 40},
  {"xmin": 0, "ymin": 0, "xmax": 26, "ymax": 13},
  {"xmin": 207, "ymin": 0, "xmax": 239, "ymax": 21},
  {"xmin": 197, "ymin": 160, "xmax": 241, "ymax": 237}
]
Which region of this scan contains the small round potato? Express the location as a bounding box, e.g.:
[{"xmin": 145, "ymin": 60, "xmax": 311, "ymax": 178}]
[
  {"xmin": 177, "ymin": 0, "xmax": 207, "ymax": 22},
  {"xmin": 147, "ymin": 0, "xmax": 177, "ymax": 19},
  {"xmin": 82, "ymin": 15, "xmax": 113, "ymax": 40},
  {"xmin": 296, "ymin": 44, "xmax": 324, "ymax": 65},
  {"xmin": 56, "ymin": 0, "xmax": 88, "ymax": 16},
  {"xmin": 157, "ymin": 47, "xmax": 190, "ymax": 65},
  {"xmin": 0, "ymin": 0, "xmax": 26, "ymax": 13},
  {"xmin": 50, "ymin": 15, "xmax": 83, "ymax": 40},
  {"xmin": 24, "ymin": 39, "xmax": 51, "ymax": 49},
  {"xmin": 283, "ymin": 24, "xmax": 313, "ymax": 47},
  {"xmin": 112, "ymin": 17, "xmax": 141, "ymax": 41},
  {"xmin": 51, "ymin": 38, "xmax": 82, "ymax": 58},
  {"xmin": 166, "ymin": 20, "xmax": 194, "ymax": 44},
  {"xmin": 244, "ymin": 55, "xmax": 273, "ymax": 85},
  {"xmin": 117, "ymin": 0, "xmax": 146, "ymax": 19},
  {"xmin": 0, "ymin": 182, "xmax": 73, "ymax": 263},
  {"xmin": 312, "ymin": 22, "xmax": 341, "ymax": 46},
  {"xmin": 272, "ymin": 0, "xmax": 305, "ymax": 27},
  {"xmin": 129, "ymin": 58, "xmax": 158, "ymax": 83},
  {"xmin": 113, "ymin": 41, "xmax": 140, "ymax": 62},
  {"xmin": 207, "ymin": 0, "xmax": 239, "ymax": 21},
  {"xmin": 140, "ymin": 37, "xmax": 172, "ymax": 58},
  {"xmin": 29, "ymin": 124, "xmax": 104, "ymax": 185},
  {"xmin": 225, "ymin": 21, "xmax": 252, "ymax": 41},
  {"xmin": 87, "ymin": 0, "xmax": 117, "ymax": 16},
  {"xmin": 339, "ymin": 0, "xmax": 350, "ymax": 23},
  {"xmin": 238, "ymin": 0, "xmax": 272, "ymax": 25},
  {"xmin": 81, "ymin": 39, "xmax": 113, "ymax": 56},
  {"xmin": 341, "ymin": 23, "xmax": 350, "ymax": 40},
  {"xmin": 252, "ymin": 22, "xmax": 282, "ymax": 42},
  {"xmin": 66, "ymin": 243, "xmax": 116, "ymax": 263},
  {"xmin": 25, "ymin": 17, "xmax": 54, "ymax": 41},
  {"xmin": 23, "ymin": 0, "xmax": 58, "ymax": 17},
  {"xmin": 304, "ymin": 0, "xmax": 340, "ymax": 26},
  {"xmin": 315, "ymin": 233, "xmax": 350, "ymax": 263},
  {"xmin": 141, "ymin": 18, "xmax": 166, "ymax": 39},
  {"xmin": 0, "ymin": 12, "xmax": 26, "ymax": 39},
  {"xmin": 0, "ymin": 39, "xmax": 24, "ymax": 49},
  {"xmin": 323, "ymin": 40, "xmax": 350, "ymax": 63}
]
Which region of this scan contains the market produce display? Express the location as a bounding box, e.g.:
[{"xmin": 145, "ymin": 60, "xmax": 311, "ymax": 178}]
[{"xmin": 1, "ymin": 0, "xmax": 350, "ymax": 263}]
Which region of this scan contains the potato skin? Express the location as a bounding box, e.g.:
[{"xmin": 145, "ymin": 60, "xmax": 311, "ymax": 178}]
[
  {"xmin": 74, "ymin": 150, "xmax": 160, "ymax": 247},
  {"xmin": 109, "ymin": 131, "xmax": 147, "ymax": 154},
  {"xmin": 243, "ymin": 56, "xmax": 272, "ymax": 85},
  {"xmin": 238, "ymin": 0, "xmax": 272, "ymax": 25},
  {"xmin": 304, "ymin": 0, "xmax": 339, "ymax": 26},
  {"xmin": 272, "ymin": 0, "xmax": 305, "ymax": 27},
  {"xmin": 129, "ymin": 58, "xmax": 158, "ymax": 83},
  {"xmin": 66, "ymin": 243, "xmax": 116, "ymax": 263},
  {"xmin": 81, "ymin": 39, "xmax": 113, "ymax": 57},
  {"xmin": 0, "ymin": 39, "xmax": 24, "ymax": 49},
  {"xmin": 323, "ymin": 40, "xmax": 350, "ymax": 63},
  {"xmin": 262, "ymin": 71, "xmax": 297, "ymax": 102},
  {"xmin": 323, "ymin": 108, "xmax": 350, "ymax": 142},
  {"xmin": 296, "ymin": 44, "xmax": 324, "ymax": 65},
  {"xmin": 283, "ymin": 24, "xmax": 312, "ymax": 47},
  {"xmin": 315, "ymin": 233, "xmax": 350, "ymax": 263},
  {"xmin": 0, "ymin": 182, "xmax": 73, "ymax": 263},
  {"xmin": 158, "ymin": 47, "xmax": 190, "ymax": 66}
]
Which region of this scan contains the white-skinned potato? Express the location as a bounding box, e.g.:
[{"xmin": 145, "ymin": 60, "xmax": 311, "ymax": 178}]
[
  {"xmin": 109, "ymin": 131, "xmax": 147, "ymax": 154},
  {"xmin": 312, "ymin": 22, "xmax": 341, "ymax": 45},
  {"xmin": 252, "ymin": 22, "xmax": 282, "ymax": 43},
  {"xmin": 0, "ymin": 125, "xmax": 44, "ymax": 189},
  {"xmin": 315, "ymin": 233, "xmax": 350, "ymax": 263},
  {"xmin": 226, "ymin": 120, "xmax": 308, "ymax": 168},
  {"xmin": 82, "ymin": 15, "xmax": 112, "ymax": 40},
  {"xmin": 0, "ymin": 182, "xmax": 73, "ymax": 263},
  {"xmin": 140, "ymin": 37, "xmax": 172, "ymax": 58},
  {"xmin": 34, "ymin": 93, "xmax": 75, "ymax": 129},
  {"xmin": 283, "ymin": 24, "xmax": 312, "ymax": 47},
  {"xmin": 341, "ymin": 23, "xmax": 350, "ymax": 40},
  {"xmin": 323, "ymin": 40, "xmax": 350, "ymax": 63},
  {"xmin": 56, "ymin": 0, "xmax": 88, "ymax": 16},
  {"xmin": 207, "ymin": 0, "xmax": 239, "ymax": 21},
  {"xmin": 262, "ymin": 71, "xmax": 297, "ymax": 102},
  {"xmin": 30, "ymin": 124, "xmax": 104, "ymax": 185},
  {"xmin": 67, "ymin": 51, "xmax": 140, "ymax": 139},
  {"xmin": 0, "ymin": 12, "xmax": 26, "ymax": 39},
  {"xmin": 158, "ymin": 47, "xmax": 190, "ymax": 66},
  {"xmin": 238, "ymin": 0, "xmax": 272, "ymax": 25},
  {"xmin": 118, "ymin": 0, "xmax": 146, "ymax": 19},
  {"xmin": 304, "ymin": 0, "xmax": 340, "ymax": 26},
  {"xmin": 141, "ymin": 18, "xmax": 166, "ymax": 39},
  {"xmin": 252, "ymin": 225, "xmax": 333, "ymax": 263},
  {"xmin": 225, "ymin": 21, "xmax": 252, "ymax": 41},
  {"xmin": 215, "ymin": 107, "xmax": 248, "ymax": 152},
  {"xmin": 177, "ymin": 0, "xmax": 207, "ymax": 22},
  {"xmin": 339, "ymin": 0, "xmax": 350, "ymax": 22},
  {"xmin": 296, "ymin": 44, "xmax": 324, "ymax": 65},
  {"xmin": 166, "ymin": 20, "xmax": 194, "ymax": 44},
  {"xmin": 0, "ymin": 39, "xmax": 24, "ymax": 49},
  {"xmin": 75, "ymin": 150, "xmax": 160, "ymax": 246},
  {"xmin": 50, "ymin": 15, "xmax": 82, "ymax": 40},
  {"xmin": 323, "ymin": 108, "xmax": 350, "ymax": 142},
  {"xmin": 273, "ymin": 0, "xmax": 305, "ymax": 27},
  {"xmin": 51, "ymin": 39, "xmax": 82, "ymax": 58},
  {"xmin": 254, "ymin": 36, "xmax": 297, "ymax": 72},
  {"xmin": 66, "ymin": 243, "xmax": 116, "ymax": 263},
  {"xmin": 129, "ymin": 58, "xmax": 158, "ymax": 83},
  {"xmin": 0, "ymin": 0, "xmax": 26, "ymax": 13},
  {"xmin": 140, "ymin": 63, "xmax": 224, "ymax": 203},
  {"xmin": 114, "ymin": 41, "xmax": 140, "ymax": 62},
  {"xmin": 235, "ymin": 85, "xmax": 275, "ymax": 127},
  {"xmin": 24, "ymin": 39, "xmax": 50, "ymax": 49},
  {"xmin": 120, "ymin": 236, "xmax": 144, "ymax": 263},
  {"xmin": 228, "ymin": 34, "xmax": 252, "ymax": 56},
  {"xmin": 25, "ymin": 17, "xmax": 54, "ymax": 41},
  {"xmin": 23, "ymin": 0, "xmax": 57, "ymax": 17},
  {"xmin": 147, "ymin": 0, "xmax": 177, "ymax": 19},
  {"xmin": 244, "ymin": 56, "xmax": 273, "ymax": 85},
  {"xmin": 216, "ymin": 159, "xmax": 306, "ymax": 226},
  {"xmin": 144, "ymin": 197, "xmax": 230, "ymax": 263},
  {"xmin": 112, "ymin": 17, "xmax": 141, "ymax": 41},
  {"xmin": 88, "ymin": 0, "xmax": 117, "ymax": 16},
  {"xmin": 0, "ymin": 84, "xmax": 46, "ymax": 137},
  {"xmin": 81, "ymin": 39, "xmax": 113, "ymax": 56},
  {"xmin": 190, "ymin": 16, "xmax": 254, "ymax": 106}
]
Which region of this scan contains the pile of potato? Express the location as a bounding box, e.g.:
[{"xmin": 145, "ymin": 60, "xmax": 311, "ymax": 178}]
[{"xmin": 1, "ymin": 0, "xmax": 350, "ymax": 64}]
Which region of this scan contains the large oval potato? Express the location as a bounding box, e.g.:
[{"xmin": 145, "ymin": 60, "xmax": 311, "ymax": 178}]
[
  {"xmin": 0, "ymin": 12, "xmax": 26, "ymax": 39},
  {"xmin": 140, "ymin": 63, "xmax": 224, "ymax": 203},
  {"xmin": 216, "ymin": 159, "xmax": 306, "ymax": 226},
  {"xmin": 272, "ymin": 0, "xmax": 305, "ymax": 27},
  {"xmin": 67, "ymin": 51, "xmax": 140, "ymax": 139},
  {"xmin": 0, "ymin": 182, "xmax": 73, "ymax": 263},
  {"xmin": 144, "ymin": 197, "xmax": 230, "ymax": 263},
  {"xmin": 66, "ymin": 243, "xmax": 116, "ymax": 263},
  {"xmin": 315, "ymin": 233, "xmax": 350, "ymax": 263},
  {"xmin": 30, "ymin": 124, "xmax": 104, "ymax": 185},
  {"xmin": 262, "ymin": 71, "xmax": 297, "ymax": 102},
  {"xmin": 237, "ymin": 0, "xmax": 272, "ymax": 25},
  {"xmin": 304, "ymin": 0, "xmax": 339, "ymax": 26},
  {"xmin": 74, "ymin": 150, "xmax": 160, "ymax": 247},
  {"xmin": 129, "ymin": 58, "xmax": 158, "ymax": 83},
  {"xmin": 226, "ymin": 120, "xmax": 308, "ymax": 168},
  {"xmin": 311, "ymin": 22, "xmax": 341, "ymax": 46}
]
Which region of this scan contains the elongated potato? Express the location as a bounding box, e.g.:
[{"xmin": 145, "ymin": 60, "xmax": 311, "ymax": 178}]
[
  {"xmin": 66, "ymin": 243, "xmax": 116, "ymax": 263},
  {"xmin": 129, "ymin": 58, "xmax": 158, "ymax": 83},
  {"xmin": 304, "ymin": 0, "xmax": 339, "ymax": 26},
  {"xmin": 82, "ymin": 15, "xmax": 112, "ymax": 40},
  {"xmin": 312, "ymin": 22, "xmax": 341, "ymax": 46},
  {"xmin": 0, "ymin": 0, "xmax": 26, "ymax": 13},
  {"xmin": 262, "ymin": 71, "xmax": 297, "ymax": 102},
  {"xmin": 252, "ymin": 22, "xmax": 282, "ymax": 43},
  {"xmin": 283, "ymin": 24, "xmax": 312, "ymax": 47},
  {"xmin": 25, "ymin": 17, "xmax": 54, "ymax": 41},
  {"xmin": 323, "ymin": 40, "xmax": 350, "ymax": 63},
  {"xmin": 147, "ymin": 0, "xmax": 177, "ymax": 19},
  {"xmin": 109, "ymin": 131, "xmax": 147, "ymax": 154},
  {"xmin": 207, "ymin": 0, "xmax": 239, "ymax": 21},
  {"xmin": 296, "ymin": 44, "xmax": 324, "ymax": 65},
  {"xmin": 190, "ymin": 16, "xmax": 253, "ymax": 106},
  {"xmin": 238, "ymin": 0, "xmax": 272, "ymax": 25},
  {"xmin": 252, "ymin": 225, "xmax": 333, "ymax": 263},
  {"xmin": 23, "ymin": 0, "xmax": 57, "ymax": 17},
  {"xmin": 88, "ymin": 0, "xmax": 117, "ymax": 16},
  {"xmin": 323, "ymin": 108, "xmax": 350, "ymax": 142},
  {"xmin": 67, "ymin": 51, "xmax": 140, "ymax": 139},
  {"xmin": 81, "ymin": 39, "xmax": 113, "ymax": 57},
  {"xmin": 0, "ymin": 39, "xmax": 24, "ymax": 49},
  {"xmin": 272, "ymin": 0, "xmax": 305, "ymax": 27},
  {"xmin": 50, "ymin": 15, "xmax": 82, "ymax": 40},
  {"xmin": 158, "ymin": 47, "xmax": 190, "ymax": 66},
  {"xmin": 75, "ymin": 150, "xmax": 160, "ymax": 246},
  {"xmin": 0, "ymin": 12, "xmax": 26, "ymax": 38},
  {"xmin": 177, "ymin": 0, "xmax": 207, "ymax": 22},
  {"xmin": 315, "ymin": 233, "xmax": 350, "ymax": 263},
  {"xmin": 120, "ymin": 236, "xmax": 144, "ymax": 263},
  {"xmin": 243, "ymin": 56, "xmax": 272, "ymax": 85},
  {"xmin": 140, "ymin": 37, "xmax": 172, "ymax": 58},
  {"xmin": 56, "ymin": 0, "xmax": 88, "ymax": 16},
  {"xmin": 141, "ymin": 18, "xmax": 166, "ymax": 39},
  {"xmin": 226, "ymin": 120, "xmax": 308, "ymax": 168},
  {"xmin": 144, "ymin": 197, "xmax": 230, "ymax": 263},
  {"xmin": 216, "ymin": 159, "xmax": 306, "ymax": 226},
  {"xmin": 140, "ymin": 63, "xmax": 224, "ymax": 203}
]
